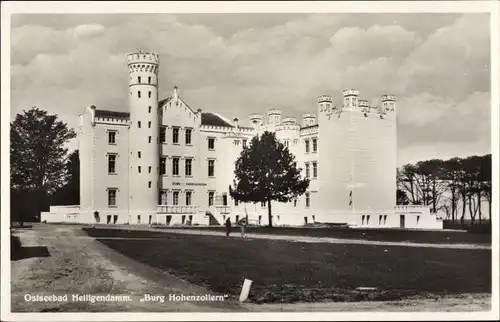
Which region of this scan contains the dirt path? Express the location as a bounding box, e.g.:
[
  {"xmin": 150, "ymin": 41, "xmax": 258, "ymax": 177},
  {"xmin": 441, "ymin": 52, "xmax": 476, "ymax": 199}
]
[
  {"xmin": 110, "ymin": 225, "xmax": 491, "ymax": 250},
  {"xmin": 10, "ymin": 226, "xmax": 245, "ymax": 312}
]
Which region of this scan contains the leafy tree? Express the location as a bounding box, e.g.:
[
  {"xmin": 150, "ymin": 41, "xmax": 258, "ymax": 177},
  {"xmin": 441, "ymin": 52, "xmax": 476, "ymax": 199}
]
[
  {"xmin": 10, "ymin": 107, "xmax": 76, "ymax": 226},
  {"xmin": 229, "ymin": 131, "xmax": 309, "ymax": 227},
  {"xmin": 51, "ymin": 149, "xmax": 80, "ymax": 205},
  {"xmin": 396, "ymin": 189, "xmax": 409, "ymax": 205}
]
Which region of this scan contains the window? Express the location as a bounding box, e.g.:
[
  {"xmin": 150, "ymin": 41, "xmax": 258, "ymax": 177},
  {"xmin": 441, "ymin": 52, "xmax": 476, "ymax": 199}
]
[
  {"xmin": 108, "ymin": 154, "xmax": 116, "ymax": 174},
  {"xmin": 138, "ymin": 151, "xmax": 141, "ymax": 158},
  {"xmin": 312, "ymin": 138, "xmax": 317, "ymax": 152},
  {"xmin": 208, "ymin": 191, "xmax": 215, "ymax": 206},
  {"xmin": 108, "ymin": 189, "xmax": 117, "ymax": 207},
  {"xmin": 138, "ymin": 91, "xmax": 141, "ymax": 98},
  {"xmin": 379, "ymin": 215, "xmax": 383, "ymax": 225},
  {"xmin": 261, "ymin": 201, "xmax": 266, "ymax": 208},
  {"xmin": 148, "ymin": 76, "xmax": 151, "ymax": 84},
  {"xmin": 148, "ymin": 121, "xmax": 151, "ymax": 128},
  {"xmin": 148, "ymin": 106, "xmax": 151, "ymax": 113},
  {"xmin": 160, "ymin": 127, "xmax": 166, "ymax": 143},
  {"xmin": 148, "ymin": 166, "xmax": 152, "ymax": 173},
  {"xmin": 222, "ymin": 193, "xmax": 228, "ymax": 206},
  {"xmin": 234, "ymin": 199, "xmax": 239, "ymax": 206},
  {"xmin": 294, "ymin": 199, "xmax": 297, "ymax": 207},
  {"xmin": 366, "ymin": 215, "xmax": 370, "ymax": 225},
  {"xmin": 384, "ymin": 215, "xmax": 387, "ymax": 225},
  {"xmin": 138, "ymin": 76, "xmax": 141, "ymax": 83},
  {"xmin": 148, "ymin": 181, "xmax": 152, "ymax": 188},
  {"xmin": 160, "ymin": 190, "xmax": 168, "ymax": 205},
  {"xmin": 208, "ymin": 137, "xmax": 215, "ymax": 150},
  {"xmin": 305, "ymin": 140, "xmax": 310, "ymax": 153},
  {"xmin": 148, "ymin": 91, "xmax": 152, "ymax": 98},
  {"xmin": 208, "ymin": 159, "xmax": 215, "ymax": 177},
  {"xmin": 172, "ymin": 157, "xmax": 179, "ymax": 176},
  {"xmin": 186, "ymin": 191, "xmax": 192, "ymax": 206},
  {"xmin": 148, "ymin": 136, "xmax": 151, "ymax": 143},
  {"xmin": 185, "ymin": 158, "xmax": 192, "ymax": 176},
  {"xmin": 185, "ymin": 128, "xmax": 192, "ymax": 145},
  {"xmin": 172, "ymin": 191, "xmax": 179, "ymax": 205},
  {"xmin": 108, "ymin": 131, "xmax": 116, "ymax": 144},
  {"xmin": 138, "ymin": 121, "xmax": 141, "ymax": 128},
  {"xmin": 243, "ymin": 140, "xmax": 247, "ymax": 148},
  {"xmin": 312, "ymin": 162, "xmax": 317, "ymax": 178},
  {"xmin": 173, "ymin": 128, "xmax": 179, "ymax": 144},
  {"xmin": 305, "ymin": 192, "xmax": 310, "ymax": 208},
  {"xmin": 284, "ymin": 140, "xmax": 289, "ymax": 147},
  {"xmin": 305, "ymin": 163, "xmax": 310, "ymax": 178},
  {"xmin": 160, "ymin": 157, "xmax": 166, "ymax": 175},
  {"xmin": 138, "ymin": 166, "xmax": 141, "ymax": 173}
]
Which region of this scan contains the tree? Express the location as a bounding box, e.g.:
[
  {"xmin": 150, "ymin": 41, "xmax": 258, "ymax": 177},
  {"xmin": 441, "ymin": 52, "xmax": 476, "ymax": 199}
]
[
  {"xmin": 229, "ymin": 131, "xmax": 309, "ymax": 227},
  {"xmin": 51, "ymin": 149, "xmax": 80, "ymax": 205},
  {"xmin": 396, "ymin": 189, "xmax": 409, "ymax": 205},
  {"xmin": 10, "ymin": 107, "xmax": 77, "ymax": 226}
]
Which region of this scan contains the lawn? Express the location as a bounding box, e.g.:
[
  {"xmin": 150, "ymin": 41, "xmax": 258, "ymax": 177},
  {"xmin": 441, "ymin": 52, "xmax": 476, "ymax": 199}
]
[
  {"xmin": 84, "ymin": 228, "xmax": 491, "ymax": 304},
  {"xmin": 150, "ymin": 225, "xmax": 491, "ymax": 245}
]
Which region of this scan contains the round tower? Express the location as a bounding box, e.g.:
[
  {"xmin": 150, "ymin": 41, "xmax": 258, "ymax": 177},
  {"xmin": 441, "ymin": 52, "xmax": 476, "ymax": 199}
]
[
  {"xmin": 358, "ymin": 99, "xmax": 369, "ymax": 112},
  {"xmin": 317, "ymin": 95, "xmax": 333, "ymax": 124},
  {"xmin": 302, "ymin": 112, "xmax": 316, "ymax": 127},
  {"xmin": 381, "ymin": 94, "xmax": 396, "ymax": 112},
  {"xmin": 127, "ymin": 50, "xmax": 160, "ymax": 217},
  {"xmin": 267, "ymin": 109, "xmax": 282, "ymax": 124},
  {"xmin": 249, "ymin": 113, "xmax": 263, "ymax": 129},
  {"xmin": 342, "ymin": 88, "xmax": 359, "ymax": 109}
]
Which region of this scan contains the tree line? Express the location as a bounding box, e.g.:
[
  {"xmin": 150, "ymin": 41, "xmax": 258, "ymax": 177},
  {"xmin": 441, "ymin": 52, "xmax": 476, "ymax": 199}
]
[{"xmin": 397, "ymin": 154, "xmax": 492, "ymax": 228}]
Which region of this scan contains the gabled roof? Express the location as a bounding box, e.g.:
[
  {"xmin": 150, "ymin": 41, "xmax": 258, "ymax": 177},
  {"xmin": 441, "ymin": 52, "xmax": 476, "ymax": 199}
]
[
  {"xmin": 95, "ymin": 110, "xmax": 130, "ymax": 118},
  {"xmin": 201, "ymin": 112, "xmax": 234, "ymax": 127}
]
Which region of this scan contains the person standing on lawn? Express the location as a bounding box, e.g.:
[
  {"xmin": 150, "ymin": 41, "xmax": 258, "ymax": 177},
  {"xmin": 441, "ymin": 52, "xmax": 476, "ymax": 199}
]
[
  {"xmin": 225, "ymin": 218, "xmax": 232, "ymax": 237},
  {"xmin": 240, "ymin": 216, "xmax": 248, "ymax": 239}
]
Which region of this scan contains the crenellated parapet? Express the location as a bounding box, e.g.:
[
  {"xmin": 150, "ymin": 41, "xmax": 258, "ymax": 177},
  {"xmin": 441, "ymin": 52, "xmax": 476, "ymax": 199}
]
[
  {"xmin": 342, "ymin": 88, "xmax": 359, "ymax": 97},
  {"xmin": 127, "ymin": 50, "xmax": 160, "ymax": 74},
  {"xmin": 281, "ymin": 117, "xmax": 297, "ymax": 125},
  {"xmin": 267, "ymin": 109, "xmax": 282, "ymax": 124},
  {"xmin": 318, "ymin": 95, "xmax": 333, "ymax": 104}
]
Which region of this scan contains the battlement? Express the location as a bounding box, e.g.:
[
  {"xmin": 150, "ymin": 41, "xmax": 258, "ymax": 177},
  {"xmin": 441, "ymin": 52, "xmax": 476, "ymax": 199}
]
[
  {"xmin": 127, "ymin": 50, "xmax": 160, "ymax": 65},
  {"xmin": 358, "ymin": 100, "xmax": 369, "ymax": 108},
  {"xmin": 381, "ymin": 94, "xmax": 396, "ymax": 102},
  {"xmin": 318, "ymin": 95, "xmax": 333, "ymax": 103},
  {"xmin": 249, "ymin": 113, "xmax": 263, "ymax": 121},
  {"xmin": 281, "ymin": 117, "xmax": 297, "ymax": 125},
  {"xmin": 303, "ymin": 112, "xmax": 316, "ymax": 119},
  {"xmin": 343, "ymin": 88, "xmax": 359, "ymax": 97},
  {"xmin": 267, "ymin": 109, "xmax": 282, "ymax": 116}
]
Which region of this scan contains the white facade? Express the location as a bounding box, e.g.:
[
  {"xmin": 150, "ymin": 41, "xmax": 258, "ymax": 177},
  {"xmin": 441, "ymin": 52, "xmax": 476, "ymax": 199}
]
[{"xmin": 42, "ymin": 50, "xmax": 443, "ymax": 229}]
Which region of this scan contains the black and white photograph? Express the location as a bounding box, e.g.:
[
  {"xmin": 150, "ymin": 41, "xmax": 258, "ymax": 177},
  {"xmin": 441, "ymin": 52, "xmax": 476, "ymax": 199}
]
[{"xmin": 1, "ymin": 1, "xmax": 498, "ymax": 321}]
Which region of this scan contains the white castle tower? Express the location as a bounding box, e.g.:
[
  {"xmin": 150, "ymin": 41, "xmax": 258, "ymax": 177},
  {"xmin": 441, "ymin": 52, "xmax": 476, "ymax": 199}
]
[
  {"xmin": 127, "ymin": 50, "xmax": 160, "ymax": 217},
  {"xmin": 342, "ymin": 88, "xmax": 359, "ymax": 110},
  {"xmin": 381, "ymin": 94, "xmax": 396, "ymax": 112}
]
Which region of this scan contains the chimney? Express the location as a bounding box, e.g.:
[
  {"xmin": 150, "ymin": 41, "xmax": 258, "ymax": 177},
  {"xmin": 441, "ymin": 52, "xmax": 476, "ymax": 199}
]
[{"xmin": 173, "ymin": 86, "xmax": 179, "ymax": 101}]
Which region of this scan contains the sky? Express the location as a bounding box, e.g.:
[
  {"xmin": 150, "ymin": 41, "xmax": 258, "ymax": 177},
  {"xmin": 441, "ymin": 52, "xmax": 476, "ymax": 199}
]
[{"xmin": 10, "ymin": 13, "xmax": 491, "ymax": 166}]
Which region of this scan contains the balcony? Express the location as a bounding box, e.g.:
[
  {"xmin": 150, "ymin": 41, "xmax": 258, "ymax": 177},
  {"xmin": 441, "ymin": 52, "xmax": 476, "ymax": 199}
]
[
  {"xmin": 157, "ymin": 205, "xmax": 199, "ymax": 214},
  {"xmin": 215, "ymin": 205, "xmax": 231, "ymax": 214}
]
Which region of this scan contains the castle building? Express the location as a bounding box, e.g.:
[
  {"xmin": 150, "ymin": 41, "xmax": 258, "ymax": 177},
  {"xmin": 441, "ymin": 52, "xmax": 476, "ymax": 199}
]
[{"xmin": 42, "ymin": 50, "xmax": 443, "ymax": 229}]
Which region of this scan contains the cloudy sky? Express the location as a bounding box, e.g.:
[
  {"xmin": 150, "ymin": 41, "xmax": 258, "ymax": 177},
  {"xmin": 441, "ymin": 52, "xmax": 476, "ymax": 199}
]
[{"xmin": 10, "ymin": 13, "xmax": 491, "ymax": 166}]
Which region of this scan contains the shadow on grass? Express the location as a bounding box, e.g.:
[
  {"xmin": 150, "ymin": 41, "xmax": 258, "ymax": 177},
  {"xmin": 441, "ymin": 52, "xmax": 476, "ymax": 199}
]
[{"xmin": 11, "ymin": 246, "xmax": 51, "ymax": 261}]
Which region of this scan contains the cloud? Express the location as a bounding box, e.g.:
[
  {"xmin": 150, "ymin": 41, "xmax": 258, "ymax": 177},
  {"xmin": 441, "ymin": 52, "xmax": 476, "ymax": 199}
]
[
  {"xmin": 73, "ymin": 24, "xmax": 105, "ymax": 39},
  {"xmin": 9, "ymin": 13, "xmax": 491, "ymax": 165}
]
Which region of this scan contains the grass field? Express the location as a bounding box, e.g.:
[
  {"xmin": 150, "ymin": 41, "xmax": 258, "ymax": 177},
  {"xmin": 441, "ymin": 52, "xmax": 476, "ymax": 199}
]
[
  {"xmin": 149, "ymin": 225, "xmax": 491, "ymax": 245},
  {"xmin": 84, "ymin": 228, "xmax": 491, "ymax": 304}
]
